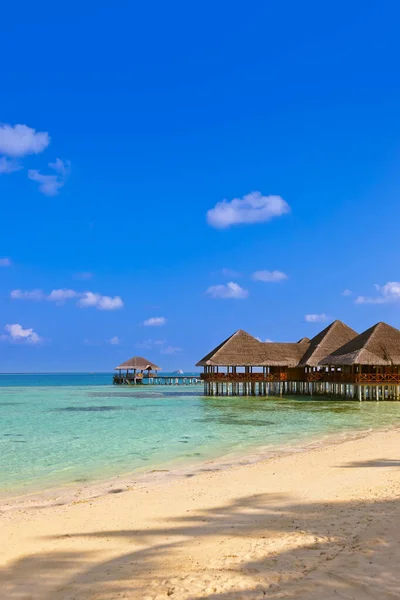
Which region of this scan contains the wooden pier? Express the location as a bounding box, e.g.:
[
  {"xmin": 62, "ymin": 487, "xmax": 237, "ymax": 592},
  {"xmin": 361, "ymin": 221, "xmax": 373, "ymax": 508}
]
[
  {"xmin": 113, "ymin": 374, "xmax": 201, "ymax": 386},
  {"xmin": 113, "ymin": 355, "xmax": 201, "ymax": 386}
]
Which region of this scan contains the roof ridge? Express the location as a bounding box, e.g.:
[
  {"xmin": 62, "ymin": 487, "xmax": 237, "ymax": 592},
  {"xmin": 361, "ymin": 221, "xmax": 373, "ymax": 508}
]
[
  {"xmin": 115, "ymin": 355, "xmax": 161, "ymax": 370},
  {"xmin": 319, "ymin": 321, "xmax": 400, "ymax": 366},
  {"xmin": 196, "ymin": 329, "xmax": 260, "ymax": 366},
  {"xmin": 298, "ymin": 320, "xmax": 357, "ymax": 366},
  {"xmin": 363, "ymin": 322, "xmax": 400, "ymax": 350}
]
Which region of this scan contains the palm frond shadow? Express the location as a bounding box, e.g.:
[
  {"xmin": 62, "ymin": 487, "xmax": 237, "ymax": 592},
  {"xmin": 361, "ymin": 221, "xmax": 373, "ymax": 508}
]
[{"xmin": 2, "ymin": 488, "xmax": 399, "ymax": 599}]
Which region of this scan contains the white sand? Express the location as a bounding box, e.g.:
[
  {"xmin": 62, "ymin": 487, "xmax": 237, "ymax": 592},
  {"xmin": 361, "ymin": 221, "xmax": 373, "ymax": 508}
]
[{"xmin": 1, "ymin": 428, "xmax": 400, "ymax": 600}]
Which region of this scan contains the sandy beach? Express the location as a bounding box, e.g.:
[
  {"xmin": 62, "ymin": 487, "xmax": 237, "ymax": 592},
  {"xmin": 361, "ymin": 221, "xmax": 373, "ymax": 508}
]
[{"xmin": 1, "ymin": 428, "xmax": 400, "ymax": 600}]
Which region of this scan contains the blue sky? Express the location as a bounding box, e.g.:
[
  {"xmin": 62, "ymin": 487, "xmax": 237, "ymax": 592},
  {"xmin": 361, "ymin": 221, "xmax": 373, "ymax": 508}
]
[{"xmin": 1, "ymin": 0, "xmax": 400, "ymax": 372}]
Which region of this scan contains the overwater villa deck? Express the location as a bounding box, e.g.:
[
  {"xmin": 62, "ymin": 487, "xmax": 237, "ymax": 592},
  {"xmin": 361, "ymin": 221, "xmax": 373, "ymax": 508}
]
[
  {"xmin": 196, "ymin": 321, "xmax": 400, "ymax": 400},
  {"xmin": 113, "ymin": 356, "xmax": 200, "ymax": 385}
]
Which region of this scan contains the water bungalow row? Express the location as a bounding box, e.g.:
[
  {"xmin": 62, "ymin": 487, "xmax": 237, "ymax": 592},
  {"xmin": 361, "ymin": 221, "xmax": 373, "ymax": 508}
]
[{"xmin": 196, "ymin": 321, "xmax": 400, "ymax": 400}]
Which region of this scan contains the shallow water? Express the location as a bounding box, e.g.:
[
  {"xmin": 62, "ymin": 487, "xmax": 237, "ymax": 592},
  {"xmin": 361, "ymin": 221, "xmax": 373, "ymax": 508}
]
[{"xmin": 1, "ymin": 374, "xmax": 400, "ymax": 495}]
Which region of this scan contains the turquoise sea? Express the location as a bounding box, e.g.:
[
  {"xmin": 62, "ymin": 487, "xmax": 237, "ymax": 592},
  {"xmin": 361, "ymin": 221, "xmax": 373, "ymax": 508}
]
[{"xmin": 1, "ymin": 373, "xmax": 400, "ymax": 497}]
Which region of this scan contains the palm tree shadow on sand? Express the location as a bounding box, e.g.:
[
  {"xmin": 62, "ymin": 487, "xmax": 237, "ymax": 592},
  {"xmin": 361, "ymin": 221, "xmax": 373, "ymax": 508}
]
[{"xmin": 1, "ymin": 461, "xmax": 400, "ymax": 600}]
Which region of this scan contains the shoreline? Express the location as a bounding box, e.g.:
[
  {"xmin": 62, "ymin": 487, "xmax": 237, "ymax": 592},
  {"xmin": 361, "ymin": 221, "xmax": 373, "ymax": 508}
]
[
  {"xmin": 1, "ymin": 421, "xmax": 396, "ymax": 512},
  {"xmin": 4, "ymin": 381, "xmax": 400, "ymax": 508},
  {"xmin": 2, "ymin": 427, "xmax": 400, "ymax": 599}
]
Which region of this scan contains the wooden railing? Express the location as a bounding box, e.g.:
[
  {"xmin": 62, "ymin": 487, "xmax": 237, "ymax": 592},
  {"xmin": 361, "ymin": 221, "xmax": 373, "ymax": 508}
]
[
  {"xmin": 306, "ymin": 373, "xmax": 400, "ymax": 383},
  {"xmin": 306, "ymin": 373, "xmax": 400, "ymax": 384},
  {"xmin": 201, "ymin": 372, "xmax": 400, "ymax": 384},
  {"xmin": 357, "ymin": 373, "xmax": 400, "ymax": 383},
  {"xmin": 201, "ymin": 372, "xmax": 287, "ymax": 382},
  {"xmin": 305, "ymin": 372, "xmax": 350, "ymax": 382}
]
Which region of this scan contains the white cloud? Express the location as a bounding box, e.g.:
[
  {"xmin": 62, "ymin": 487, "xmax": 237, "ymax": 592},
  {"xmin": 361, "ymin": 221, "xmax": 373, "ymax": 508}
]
[
  {"xmin": 0, "ymin": 157, "xmax": 21, "ymax": 174},
  {"xmin": 355, "ymin": 282, "xmax": 400, "ymax": 305},
  {"xmin": 256, "ymin": 337, "xmax": 273, "ymax": 342},
  {"xmin": 305, "ymin": 313, "xmax": 329, "ymax": 323},
  {"xmin": 0, "ymin": 257, "xmax": 12, "ymax": 267},
  {"xmin": 47, "ymin": 289, "xmax": 78, "ymax": 303},
  {"xmin": 48, "ymin": 157, "xmax": 69, "ymax": 176},
  {"xmin": 108, "ymin": 336, "xmax": 121, "ymax": 345},
  {"xmin": 154, "ymin": 339, "xmax": 165, "ymax": 345},
  {"xmin": 252, "ymin": 270, "xmax": 288, "ymax": 283},
  {"xmin": 28, "ymin": 158, "xmax": 71, "ymax": 196},
  {"xmin": 10, "ymin": 289, "xmax": 45, "ymax": 300},
  {"xmin": 342, "ymin": 289, "xmax": 353, "ymax": 296},
  {"xmin": 144, "ymin": 317, "xmax": 166, "ymax": 326},
  {"xmin": 161, "ymin": 345, "xmax": 182, "ymax": 354},
  {"xmin": 0, "ymin": 124, "xmax": 50, "ymax": 157},
  {"xmin": 207, "ymin": 191, "xmax": 290, "ymax": 229},
  {"xmin": 11, "ymin": 289, "xmax": 77, "ymax": 302},
  {"xmin": 78, "ymin": 292, "xmax": 123, "ymax": 310},
  {"xmin": 3, "ymin": 323, "xmax": 41, "ymax": 344},
  {"xmin": 206, "ymin": 281, "xmax": 249, "ymax": 299},
  {"xmin": 11, "ymin": 288, "xmax": 123, "ymax": 310}
]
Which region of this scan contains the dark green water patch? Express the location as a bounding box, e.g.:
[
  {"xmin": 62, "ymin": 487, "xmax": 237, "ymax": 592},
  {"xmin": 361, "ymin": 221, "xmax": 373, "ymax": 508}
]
[
  {"xmin": 156, "ymin": 391, "xmax": 201, "ymax": 398},
  {"xmin": 57, "ymin": 406, "xmax": 123, "ymax": 412},
  {"xmin": 195, "ymin": 417, "xmax": 275, "ymax": 426},
  {"xmin": 87, "ymin": 391, "xmax": 164, "ymax": 399}
]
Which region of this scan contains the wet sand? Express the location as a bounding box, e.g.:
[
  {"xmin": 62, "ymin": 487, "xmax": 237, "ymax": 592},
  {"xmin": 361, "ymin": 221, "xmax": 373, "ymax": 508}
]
[{"xmin": 1, "ymin": 428, "xmax": 400, "ymax": 599}]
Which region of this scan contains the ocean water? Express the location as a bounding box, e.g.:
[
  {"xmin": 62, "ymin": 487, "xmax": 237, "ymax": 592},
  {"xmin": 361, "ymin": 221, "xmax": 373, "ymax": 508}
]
[{"xmin": 1, "ymin": 373, "xmax": 400, "ymax": 496}]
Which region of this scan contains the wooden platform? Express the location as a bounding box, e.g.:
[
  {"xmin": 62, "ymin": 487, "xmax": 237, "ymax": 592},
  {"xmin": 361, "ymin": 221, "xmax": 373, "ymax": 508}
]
[{"xmin": 113, "ymin": 374, "xmax": 201, "ymax": 386}]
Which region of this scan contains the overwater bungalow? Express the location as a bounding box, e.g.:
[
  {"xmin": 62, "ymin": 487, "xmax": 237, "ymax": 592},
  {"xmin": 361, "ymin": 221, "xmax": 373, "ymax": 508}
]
[
  {"xmin": 320, "ymin": 322, "xmax": 400, "ymax": 400},
  {"xmin": 113, "ymin": 356, "xmax": 201, "ymax": 386},
  {"xmin": 196, "ymin": 320, "xmax": 400, "ymax": 400},
  {"xmin": 113, "ymin": 356, "xmax": 161, "ymax": 385}
]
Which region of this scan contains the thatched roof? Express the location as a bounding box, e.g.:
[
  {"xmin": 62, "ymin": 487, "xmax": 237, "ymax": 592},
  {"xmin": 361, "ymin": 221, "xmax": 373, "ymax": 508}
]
[
  {"xmin": 262, "ymin": 341, "xmax": 309, "ymax": 367},
  {"xmin": 196, "ymin": 330, "xmax": 266, "ymax": 367},
  {"xmin": 115, "ymin": 356, "xmax": 161, "ymax": 371},
  {"xmin": 319, "ymin": 322, "xmax": 400, "ymax": 366},
  {"xmin": 196, "ymin": 321, "xmax": 364, "ymax": 368},
  {"xmin": 298, "ymin": 320, "xmax": 358, "ymax": 367},
  {"xmin": 196, "ymin": 330, "xmax": 309, "ymax": 367}
]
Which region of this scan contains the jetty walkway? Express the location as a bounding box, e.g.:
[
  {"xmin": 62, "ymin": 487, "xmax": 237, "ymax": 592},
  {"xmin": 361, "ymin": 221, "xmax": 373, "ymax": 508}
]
[{"xmin": 113, "ymin": 374, "xmax": 201, "ymax": 386}]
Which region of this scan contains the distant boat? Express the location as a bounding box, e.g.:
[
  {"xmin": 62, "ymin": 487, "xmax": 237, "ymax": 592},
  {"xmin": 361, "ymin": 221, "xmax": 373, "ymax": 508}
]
[{"xmin": 173, "ymin": 370, "xmax": 183, "ymax": 374}]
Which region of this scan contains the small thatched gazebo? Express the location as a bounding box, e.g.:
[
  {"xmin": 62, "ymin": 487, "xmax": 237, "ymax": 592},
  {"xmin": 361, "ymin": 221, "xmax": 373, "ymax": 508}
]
[{"xmin": 114, "ymin": 356, "xmax": 161, "ymax": 385}]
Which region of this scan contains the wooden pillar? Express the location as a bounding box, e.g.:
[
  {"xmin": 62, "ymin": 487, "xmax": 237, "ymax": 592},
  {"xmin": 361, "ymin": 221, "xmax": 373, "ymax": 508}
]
[
  {"xmin": 262, "ymin": 367, "xmax": 266, "ymax": 397},
  {"xmin": 234, "ymin": 366, "xmax": 237, "ymax": 396}
]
